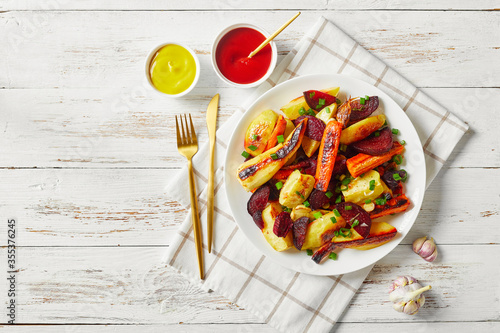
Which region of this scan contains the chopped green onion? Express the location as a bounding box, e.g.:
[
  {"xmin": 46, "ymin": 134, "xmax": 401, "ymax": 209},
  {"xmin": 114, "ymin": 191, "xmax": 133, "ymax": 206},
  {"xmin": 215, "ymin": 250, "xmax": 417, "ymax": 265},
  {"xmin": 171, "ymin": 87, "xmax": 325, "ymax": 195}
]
[
  {"xmin": 360, "ymin": 173, "xmax": 365, "ymax": 178},
  {"xmin": 281, "ymin": 205, "xmax": 291, "ymax": 213},
  {"xmin": 298, "ymin": 107, "xmax": 306, "ymax": 116},
  {"xmin": 275, "ymin": 182, "xmax": 283, "ymax": 190},
  {"xmin": 375, "ymin": 197, "xmax": 387, "ymax": 205},
  {"xmin": 393, "ymin": 154, "xmax": 403, "ymax": 165},
  {"xmin": 365, "ymin": 95, "xmax": 370, "ymax": 100},
  {"xmin": 277, "ymin": 135, "xmax": 285, "ymax": 143},
  {"xmin": 318, "ymin": 98, "xmax": 325, "ymax": 106},
  {"xmin": 333, "ymin": 209, "xmax": 341, "ymax": 217},
  {"xmin": 309, "ymin": 92, "xmax": 315, "ymax": 99},
  {"xmin": 340, "ymin": 185, "xmax": 349, "ymax": 191},
  {"xmin": 325, "ymin": 191, "xmax": 334, "ymax": 198},
  {"xmin": 334, "ymin": 230, "xmax": 340, "ymax": 237},
  {"xmin": 360, "ymin": 97, "xmax": 366, "ymax": 105},
  {"xmin": 340, "ymin": 143, "xmax": 347, "ymax": 152},
  {"xmin": 296, "ymin": 191, "xmax": 305, "ymax": 199},
  {"xmin": 400, "ymin": 140, "xmax": 406, "ymax": 145},
  {"xmin": 365, "ymin": 199, "xmax": 372, "ymax": 204},
  {"xmin": 248, "ymin": 145, "xmax": 257, "ymax": 151},
  {"xmin": 307, "ymin": 109, "xmax": 316, "ymax": 116},
  {"xmin": 335, "ymin": 195, "xmax": 342, "ymax": 204},
  {"xmin": 313, "ymin": 212, "xmax": 323, "ymax": 219},
  {"xmin": 369, "ymin": 179, "xmax": 375, "ymax": 191},
  {"xmin": 345, "ymin": 205, "xmax": 352, "ymax": 211},
  {"xmin": 352, "ymin": 219, "xmax": 360, "ymax": 227},
  {"xmin": 241, "ymin": 151, "xmax": 250, "ymax": 158},
  {"xmin": 341, "ymin": 177, "xmax": 351, "ymax": 186},
  {"xmin": 383, "ymin": 120, "xmax": 388, "ymax": 126},
  {"xmin": 336, "ymin": 99, "xmax": 342, "ymax": 105},
  {"xmin": 335, "ymin": 186, "xmax": 341, "ymax": 193},
  {"xmin": 393, "ymin": 173, "xmax": 402, "ymax": 181},
  {"xmin": 330, "ymin": 217, "xmax": 337, "ymax": 224},
  {"xmin": 374, "ymin": 131, "xmax": 380, "ymax": 137},
  {"xmin": 325, "ymin": 107, "xmax": 331, "ymax": 114},
  {"xmin": 392, "ymin": 128, "xmax": 399, "ymax": 135},
  {"xmin": 271, "ymin": 153, "xmax": 278, "ymax": 160},
  {"xmin": 401, "ymin": 169, "xmax": 408, "ymax": 182},
  {"xmin": 329, "ymin": 252, "xmax": 338, "ymax": 260},
  {"xmin": 251, "ymin": 134, "xmax": 258, "ymax": 140},
  {"xmin": 303, "ymin": 201, "xmax": 310, "ymax": 207},
  {"xmin": 307, "ymin": 249, "xmax": 313, "ymax": 256}
]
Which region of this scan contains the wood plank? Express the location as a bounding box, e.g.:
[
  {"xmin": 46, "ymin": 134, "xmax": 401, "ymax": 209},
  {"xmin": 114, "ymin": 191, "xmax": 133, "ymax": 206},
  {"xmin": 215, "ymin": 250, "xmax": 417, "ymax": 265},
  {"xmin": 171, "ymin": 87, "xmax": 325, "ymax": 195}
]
[
  {"xmin": 0, "ymin": 0, "xmax": 498, "ymax": 11},
  {"xmin": 0, "ymin": 11, "xmax": 498, "ymax": 89},
  {"xmin": 0, "ymin": 167, "xmax": 497, "ymax": 246},
  {"xmin": 1, "ymin": 322, "xmax": 500, "ymax": 332},
  {"xmin": 0, "ymin": 87, "xmax": 496, "ymax": 168},
  {"xmin": 0, "ymin": 245, "xmax": 498, "ymax": 324}
]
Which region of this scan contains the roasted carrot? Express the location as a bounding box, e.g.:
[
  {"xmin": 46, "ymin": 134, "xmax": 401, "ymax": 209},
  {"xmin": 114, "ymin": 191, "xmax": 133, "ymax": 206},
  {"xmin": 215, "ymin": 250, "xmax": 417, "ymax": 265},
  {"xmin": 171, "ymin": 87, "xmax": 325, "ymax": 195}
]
[
  {"xmin": 346, "ymin": 142, "xmax": 405, "ymax": 178},
  {"xmin": 314, "ymin": 120, "xmax": 343, "ymax": 191},
  {"xmin": 272, "ymin": 169, "xmax": 294, "ymax": 182},
  {"xmin": 370, "ymin": 194, "xmax": 411, "ymax": 219},
  {"xmin": 265, "ymin": 115, "xmax": 288, "ymax": 151}
]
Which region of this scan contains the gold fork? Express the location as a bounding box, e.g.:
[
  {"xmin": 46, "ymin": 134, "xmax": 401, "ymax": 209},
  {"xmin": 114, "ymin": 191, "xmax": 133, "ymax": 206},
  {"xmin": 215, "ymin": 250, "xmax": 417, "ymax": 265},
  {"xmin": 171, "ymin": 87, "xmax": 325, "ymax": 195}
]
[{"xmin": 175, "ymin": 114, "xmax": 204, "ymax": 280}]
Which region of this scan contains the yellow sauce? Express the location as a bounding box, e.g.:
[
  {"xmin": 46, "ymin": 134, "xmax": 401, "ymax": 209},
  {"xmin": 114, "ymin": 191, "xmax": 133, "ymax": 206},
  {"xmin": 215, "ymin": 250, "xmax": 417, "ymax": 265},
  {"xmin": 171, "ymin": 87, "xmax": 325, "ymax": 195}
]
[{"xmin": 149, "ymin": 44, "xmax": 197, "ymax": 95}]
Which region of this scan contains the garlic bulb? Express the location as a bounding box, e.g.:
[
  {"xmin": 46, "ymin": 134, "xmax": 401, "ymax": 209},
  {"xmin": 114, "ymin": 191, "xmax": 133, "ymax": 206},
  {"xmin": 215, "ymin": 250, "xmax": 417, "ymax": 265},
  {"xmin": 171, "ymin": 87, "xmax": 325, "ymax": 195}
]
[
  {"xmin": 413, "ymin": 236, "xmax": 438, "ymax": 262},
  {"xmin": 389, "ymin": 276, "xmax": 431, "ymax": 315}
]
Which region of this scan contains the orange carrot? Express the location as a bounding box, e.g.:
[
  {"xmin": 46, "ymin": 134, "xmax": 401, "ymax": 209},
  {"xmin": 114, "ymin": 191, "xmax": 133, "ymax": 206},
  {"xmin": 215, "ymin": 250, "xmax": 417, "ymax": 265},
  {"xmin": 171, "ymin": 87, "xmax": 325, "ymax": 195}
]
[
  {"xmin": 265, "ymin": 115, "xmax": 287, "ymax": 151},
  {"xmin": 370, "ymin": 194, "xmax": 411, "ymax": 219},
  {"xmin": 315, "ymin": 120, "xmax": 342, "ymax": 191},
  {"xmin": 272, "ymin": 169, "xmax": 294, "ymax": 182},
  {"xmin": 346, "ymin": 142, "xmax": 404, "ymax": 178}
]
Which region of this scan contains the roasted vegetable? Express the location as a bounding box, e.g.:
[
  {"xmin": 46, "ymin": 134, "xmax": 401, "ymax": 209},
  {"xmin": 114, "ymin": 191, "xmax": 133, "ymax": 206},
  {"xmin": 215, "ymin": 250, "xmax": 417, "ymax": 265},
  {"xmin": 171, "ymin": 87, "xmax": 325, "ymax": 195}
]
[
  {"xmin": 339, "ymin": 115, "xmax": 386, "ymax": 145},
  {"xmin": 292, "ymin": 216, "xmax": 310, "ymax": 250},
  {"xmin": 369, "ymin": 193, "xmax": 411, "ymax": 219},
  {"xmin": 334, "ymin": 202, "xmax": 372, "ymax": 239},
  {"xmin": 346, "ymin": 142, "xmax": 405, "ymax": 178},
  {"xmin": 341, "ymin": 170, "xmax": 384, "ymax": 205},
  {"xmin": 302, "ymin": 211, "xmax": 347, "ymax": 250},
  {"xmin": 261, "ymin": 202, "xmax": 294, "ymax": 251},
  {"xmin": 238, "ymin": 119, "xmax": 307, "ymax": 192},
  {"xmin": 351, "ymin": 127, "xmax": 393, "ymax": 155},
  {"xmin": 279, "ymin": 170, "xmax": 315, "ymax": 209},
  {"xmin": 315, "ymin": 120, "xmax": 343, "ymax": 191},
  {"xmin": 244, "ymin": 109, "xmax": 279, "ymax": 156},
  {"xmin": 304, "ymin": 90, "xmax": 337, "ymax": 111},
  {"xmin": 281, "ymin": 87, "xmax": 340, "ymax": 120},
  {"xmin": 265, "ymin": 115, "xmax": 288, "ymax": 151},
  {"xmin": 301, "ymin": 136, "xmax": 321, "ymax": 157},
  {"xmin": 316, "ymin": 103, "xmax": 338, "ymax": 124},
  {"xmin": 293, "ymin": 115, "xmax": 326, "ymax": 141},
  {"xmin": 348, "ymin": 96, "xmax": 379, "ymax": 122}
]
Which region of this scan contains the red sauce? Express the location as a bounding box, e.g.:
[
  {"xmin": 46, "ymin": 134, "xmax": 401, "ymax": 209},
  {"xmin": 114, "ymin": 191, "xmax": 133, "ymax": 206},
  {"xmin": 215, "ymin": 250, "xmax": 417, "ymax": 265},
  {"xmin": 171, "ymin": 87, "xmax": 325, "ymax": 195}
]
[{"xmin": 215, "ymin": 27, "xmax": 273, "ymax": 84}]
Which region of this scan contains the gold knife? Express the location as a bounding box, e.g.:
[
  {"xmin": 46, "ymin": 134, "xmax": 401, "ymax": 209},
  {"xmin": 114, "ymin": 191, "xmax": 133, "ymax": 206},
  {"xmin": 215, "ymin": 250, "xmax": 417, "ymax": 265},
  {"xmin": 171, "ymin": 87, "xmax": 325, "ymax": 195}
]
[{"xmin": 206, "ymin": 94, "xmax": 219, "ymax": 253}]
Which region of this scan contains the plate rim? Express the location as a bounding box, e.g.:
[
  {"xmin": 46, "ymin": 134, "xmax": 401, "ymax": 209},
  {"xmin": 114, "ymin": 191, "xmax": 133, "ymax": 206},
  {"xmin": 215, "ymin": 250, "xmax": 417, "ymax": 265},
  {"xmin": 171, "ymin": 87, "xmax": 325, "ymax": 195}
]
[{"xmin": 223, "ymin": 73, "xmax": 426, "ymax": 276}]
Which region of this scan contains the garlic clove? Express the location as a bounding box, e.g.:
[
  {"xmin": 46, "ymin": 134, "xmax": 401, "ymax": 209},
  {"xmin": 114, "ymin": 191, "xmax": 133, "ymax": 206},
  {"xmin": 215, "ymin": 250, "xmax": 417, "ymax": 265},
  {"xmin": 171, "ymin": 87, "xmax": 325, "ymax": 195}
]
[
  {"xmin": 413, "ymin": 236, "xmax": 438, "ymax": 262},
  {"xmin": 393, "ymin": 301, "xmax": 405, "ymax": 313},
  {"xmin": 412, "ymin": 236, "xmax": 427, "ymax": 254},
  {"xmin": 403, "ymin": 300, "xmax": 420, "ymax": 315}
]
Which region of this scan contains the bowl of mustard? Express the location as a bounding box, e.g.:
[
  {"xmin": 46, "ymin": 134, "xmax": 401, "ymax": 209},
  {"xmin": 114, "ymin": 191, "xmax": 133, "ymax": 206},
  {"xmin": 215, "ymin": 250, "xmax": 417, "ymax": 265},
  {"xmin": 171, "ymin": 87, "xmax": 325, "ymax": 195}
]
[{"xmin": 145, "ymin": 43, "xmax": 200, "ymax": 97}]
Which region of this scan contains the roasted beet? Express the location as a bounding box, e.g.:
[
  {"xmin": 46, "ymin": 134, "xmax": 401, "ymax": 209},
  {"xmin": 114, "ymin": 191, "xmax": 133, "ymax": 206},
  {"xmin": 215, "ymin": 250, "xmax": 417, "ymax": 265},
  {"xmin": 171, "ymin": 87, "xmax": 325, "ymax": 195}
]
[
  {"xmin": 334, "ymin": 202, "xmax": 372, "ymax": 239},
  {"xmin": 349, "ymin": 96, "xmax": 379, "ymax": 121},
  {"xmin": 252, "ymin": 210, "xmax": 265, "ymax": 229},
  {"xmin": 351, "ymin": 127, "xmax": 393, "ymax": 155},
  {"xmin": 382, "ymin": 169, "xmax": 407, "ymax": 191},
  {"xmin": 292, "ymin": 216, "xmax": 310, "ymax": 250},
  {"xmin": 302, "ymin": 157, "xmax": 318, "ymax": 176},
  {"xmin": 293, "ymin": 115, "xmax": 326, "ymax": 141},
  {"xmin": 303, "ymin": 90, "xmax": 337, "ymax": 111},
  {"xmin": 247, "ymin": 184, "xmax": 271, "ymax": 216},
  {"xmin": 332, "ymin": 155, "xmax": 347, "ymax": 176},
  {"xmin": 273, "ymin": 211, "xmax": 293, "ymax": 237},
  {"xmin": 311, "ymin": 242, "xmax": 337, "ymax": 264},
  {"xmin": 309, "ymin": 189, "xmax": 331, "ymax": 210}
]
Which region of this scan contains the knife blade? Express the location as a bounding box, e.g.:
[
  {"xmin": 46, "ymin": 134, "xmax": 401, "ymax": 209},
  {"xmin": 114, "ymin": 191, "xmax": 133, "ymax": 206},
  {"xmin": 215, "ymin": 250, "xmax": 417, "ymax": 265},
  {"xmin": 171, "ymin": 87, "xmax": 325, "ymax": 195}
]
[{"xmin": 206, "ymin": 93, "xmax": 219, "ymax": 253}]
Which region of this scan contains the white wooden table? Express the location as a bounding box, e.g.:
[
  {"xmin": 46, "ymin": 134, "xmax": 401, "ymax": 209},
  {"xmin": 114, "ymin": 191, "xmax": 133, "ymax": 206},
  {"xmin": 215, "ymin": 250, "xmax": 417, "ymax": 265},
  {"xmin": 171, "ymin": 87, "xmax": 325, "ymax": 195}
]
[{"xmin": 1, "ymin": 1, "xmax": 499, "ymax": 332}]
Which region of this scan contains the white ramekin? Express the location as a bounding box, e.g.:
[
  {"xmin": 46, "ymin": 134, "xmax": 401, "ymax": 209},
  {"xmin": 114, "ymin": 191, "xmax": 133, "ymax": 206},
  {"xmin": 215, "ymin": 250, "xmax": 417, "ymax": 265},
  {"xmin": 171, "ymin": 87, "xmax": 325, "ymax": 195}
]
[
  {"xmin": 211, "ymin": 23, "xmax": 278, "ymax": 88},
  {"xmin": 145, "ymin": 42, "xmax": 200, "ymax": 98}
]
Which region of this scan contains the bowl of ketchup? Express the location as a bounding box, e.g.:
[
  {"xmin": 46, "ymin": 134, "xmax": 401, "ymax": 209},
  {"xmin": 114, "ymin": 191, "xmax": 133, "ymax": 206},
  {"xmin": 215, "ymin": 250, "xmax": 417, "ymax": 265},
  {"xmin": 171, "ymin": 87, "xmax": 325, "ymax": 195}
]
[{"xmin": 212, "ymin": 23, "xmax": 278, "ymax": 88}]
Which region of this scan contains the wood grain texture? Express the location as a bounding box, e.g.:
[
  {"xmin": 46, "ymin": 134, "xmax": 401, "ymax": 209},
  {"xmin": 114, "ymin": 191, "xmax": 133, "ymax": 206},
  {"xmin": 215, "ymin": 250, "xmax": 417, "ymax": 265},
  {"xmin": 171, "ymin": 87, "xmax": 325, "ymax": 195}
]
[
  {"xmin": 0, "ymin": 11, "xmax": 498, "ymax": 90},
  {"xmin": 1, "ymin": 0, "xmax": 498, "ymax": 11},
  {"xmin": 0, "ymin": 87, "xmax": 497, "ymax": 168},
  {"xmin": 0, "ymin": 245, "xmax": 498, "ymax": 324},
  {"xmin": 0, "ymin": 167, "xmax": 497, "ymax": 246}
]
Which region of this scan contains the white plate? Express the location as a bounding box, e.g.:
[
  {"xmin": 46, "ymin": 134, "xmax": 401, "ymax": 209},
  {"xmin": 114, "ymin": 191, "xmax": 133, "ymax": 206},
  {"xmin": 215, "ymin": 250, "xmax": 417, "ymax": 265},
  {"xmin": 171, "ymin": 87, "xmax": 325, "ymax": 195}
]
[{"xmin": 224, "ymin": 74, "xmax": 426, "ymax": 276}]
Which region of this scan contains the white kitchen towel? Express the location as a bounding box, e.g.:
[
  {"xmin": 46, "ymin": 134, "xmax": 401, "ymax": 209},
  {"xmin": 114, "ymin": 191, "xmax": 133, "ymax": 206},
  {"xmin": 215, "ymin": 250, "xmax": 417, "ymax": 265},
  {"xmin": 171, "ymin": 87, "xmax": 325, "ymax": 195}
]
[{"xmin": 164, "ymin": 17, "xmax": 468, "ymax": 333}]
